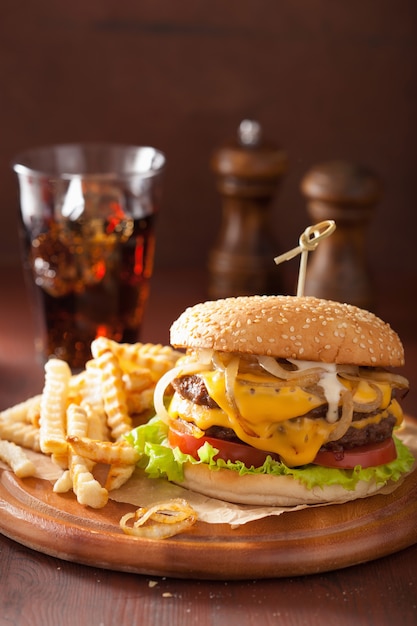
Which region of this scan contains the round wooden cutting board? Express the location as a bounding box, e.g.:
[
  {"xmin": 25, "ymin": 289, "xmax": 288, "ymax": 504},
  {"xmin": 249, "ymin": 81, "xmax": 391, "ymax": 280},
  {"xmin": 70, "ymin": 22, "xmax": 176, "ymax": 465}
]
[{"xmin": 0, "ymin": 460, "xmax": 416, "ymax": 580}]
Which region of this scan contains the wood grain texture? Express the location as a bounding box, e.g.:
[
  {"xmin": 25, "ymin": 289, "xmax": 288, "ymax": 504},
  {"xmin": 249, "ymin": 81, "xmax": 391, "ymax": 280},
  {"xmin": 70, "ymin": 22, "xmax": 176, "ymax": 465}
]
[
  {"xmin": 1, "ymin": 450, "xmax": 416, "ymax": 580},
  {"xmin": 1, "ymin": 531, "xmax": 417, "ymax": 626}
]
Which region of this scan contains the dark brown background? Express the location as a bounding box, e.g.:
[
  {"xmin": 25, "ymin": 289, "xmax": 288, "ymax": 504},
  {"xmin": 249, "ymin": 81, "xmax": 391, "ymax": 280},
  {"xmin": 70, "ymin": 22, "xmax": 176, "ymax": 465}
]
[{"xmin": 1, "ymin": 1, "xmax": 416, "ymax": 287}]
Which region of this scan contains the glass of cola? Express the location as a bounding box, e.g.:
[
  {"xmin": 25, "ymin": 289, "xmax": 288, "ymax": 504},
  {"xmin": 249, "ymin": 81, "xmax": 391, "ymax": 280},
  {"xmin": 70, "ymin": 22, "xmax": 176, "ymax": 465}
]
[{"xmin": 13, "ymin": 143, "xmax": 165, "ymax": 370}]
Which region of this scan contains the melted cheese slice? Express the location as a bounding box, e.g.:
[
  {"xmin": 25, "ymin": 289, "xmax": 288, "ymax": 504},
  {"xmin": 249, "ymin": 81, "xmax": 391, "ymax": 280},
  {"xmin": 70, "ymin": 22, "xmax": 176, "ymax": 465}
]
[
  {"xmin": 342, "ymin": 378, "xmax": 392, "ymax": 409},
  {"xmin": 168, "ymin": 370, "xmax": 401, "ymax": 467}
]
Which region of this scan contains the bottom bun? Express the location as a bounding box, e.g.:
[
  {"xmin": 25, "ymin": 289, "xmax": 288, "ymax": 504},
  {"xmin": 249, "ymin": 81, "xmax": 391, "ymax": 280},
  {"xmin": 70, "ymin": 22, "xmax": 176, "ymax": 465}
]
[{"xmin": 178, "ymin": 463, "xmax": 383, "ymax": 507}]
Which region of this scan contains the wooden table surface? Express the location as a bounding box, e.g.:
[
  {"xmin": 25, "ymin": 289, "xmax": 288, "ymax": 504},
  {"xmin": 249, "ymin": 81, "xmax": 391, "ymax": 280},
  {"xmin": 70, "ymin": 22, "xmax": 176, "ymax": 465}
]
[{"xmin": 1, "ymin": 264, "xmax": 416, "ymax": 626}]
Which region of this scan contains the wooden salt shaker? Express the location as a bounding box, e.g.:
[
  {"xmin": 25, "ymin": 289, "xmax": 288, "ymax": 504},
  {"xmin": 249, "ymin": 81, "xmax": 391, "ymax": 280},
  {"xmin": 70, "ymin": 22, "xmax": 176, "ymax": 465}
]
[
  {"xmin": 300, "ymin": 160, "xmax": 381, "ymax": 311},
  {"xmin": 207, "ymin": 120, "xmax": 287, "ymax": 299}
]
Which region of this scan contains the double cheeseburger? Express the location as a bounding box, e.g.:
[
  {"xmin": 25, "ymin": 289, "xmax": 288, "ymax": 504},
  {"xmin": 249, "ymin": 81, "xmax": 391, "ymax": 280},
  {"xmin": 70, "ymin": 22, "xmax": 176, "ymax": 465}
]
[{"xmin": 128, "ymin": 295, "xmax": 413, "ymax": 506}]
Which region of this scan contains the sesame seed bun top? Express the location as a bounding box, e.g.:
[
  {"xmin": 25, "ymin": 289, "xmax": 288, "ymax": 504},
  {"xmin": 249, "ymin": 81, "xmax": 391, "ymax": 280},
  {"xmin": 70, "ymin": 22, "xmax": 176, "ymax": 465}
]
[{"xmin": 170, "ymin": 295, "xmax": 405, "ymax": 367}]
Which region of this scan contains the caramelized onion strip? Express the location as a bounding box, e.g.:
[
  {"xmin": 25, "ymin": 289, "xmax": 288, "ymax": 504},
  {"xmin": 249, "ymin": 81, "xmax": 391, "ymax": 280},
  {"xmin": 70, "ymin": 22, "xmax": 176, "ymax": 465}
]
[
  {"xmin": 258, "ymin": 355, "xmax": 324, "ymax": 383},
  {"xmin": 237, "ymin": 374, "xmax": 324, "ymax": 390},
  {"xmin": 212, "ymin": 352, "xmax": 227, "ymax": 371},
  {"xmin": 193, "ymin": 349, "xmax": 214, "ymax": 366},
  {"xmin": 224, "ymin": 357, "xmax": 258, "ymax": 437},
  {"xmin": 339, "ymin": 369, "xmax": 409, "ymax": 390},
  {"xmin": 326, "ymin": 390, "xmax": 353, "ymax": 442},
  {"xmin": 358, "ymin": 369, "xmax": 409, "ymax": 390},
  {"xmin": 120, "ymin": 498, "xmax": 197, "ymax": 539}
]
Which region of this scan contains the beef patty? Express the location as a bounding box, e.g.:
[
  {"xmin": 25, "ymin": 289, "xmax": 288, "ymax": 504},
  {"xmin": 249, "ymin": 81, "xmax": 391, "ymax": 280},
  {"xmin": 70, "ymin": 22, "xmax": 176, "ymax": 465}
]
[{"xmin": 171, "ymin": 374, "xmax": 397, "ymax": 453}]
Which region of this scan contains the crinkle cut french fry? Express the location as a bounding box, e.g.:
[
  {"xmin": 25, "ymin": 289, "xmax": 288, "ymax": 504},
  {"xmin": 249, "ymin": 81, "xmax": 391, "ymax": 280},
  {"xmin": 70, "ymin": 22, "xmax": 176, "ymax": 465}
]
[
  {"xmin": 53, "ymin": 469, "xmax": 73, "ymax": 493},
  {"xmin": 92, "ymin": 348, "xmax": 132, "ymax": 440},
  {"xmin": 114, "ymin": 342, "xmax": 182, "ymax": 379},
  {"xmin": 123, "ymin": 369, "xmax": 154, "ymax": 394},
  {"xmin": 66, "ymin": 403, "xmax": 89, "ymax": 438},
  {"xmin": 70, "ymin": 452, "xmax": 108, "ymax": 509},
  {"xmin": 105, "ymin": 464, "xmax": 136, "ymax": 491},
  {"xmin": 91, "ymin": 336, "xmax": 181, "ymax": 379},
  {"xmin": 0, "ymin": 439, "xmax": 36, "ymax": 477},
  {"xmin": 82, "ymin": 402, "xmax": 110, "ymax": 441},
  {"xmin": 27, "ymin": 397, "xmax": 42, "ymax": 428},
  {"xmin": 52, "ymin": 404, "xmax": 89, "ymax": 471},
  {"xmin": 39, "ymin": 358, "xmax": 71, "ymax": 456},
  {"xmin": 0, "ymin": 395, "xmax": 42, "ymax": 449},
  {"xmin": 123, "ymin": 369, "xmax": 155, "ymax": 415},
  {"xmin": 67, "ymin": 435, "xmax": 140, "ymax": 466},
  {"xmin": 90, "ymin": 336, "xmax": 114, "ymax": 358},
  {"xmin": 83, "ymin": 360, "xmax": 105, "ymax": 409},
  {"xmin": 0, "ymin": 420, "xmax": 40, "ymax": 452},
  {"xmin": 126, "ymin": 387, "xmax": 155, "ymax": 416},
  {"xmin": 0, "ymin": 395, "xmax": 42, "ymax": 425},
  {"xmin": 51, "ymin": 452, "xmax": 70, "ymax": 470},
  {"xmin": 67, "ymin": 372, "xmax": 86, "ymax": 405}
]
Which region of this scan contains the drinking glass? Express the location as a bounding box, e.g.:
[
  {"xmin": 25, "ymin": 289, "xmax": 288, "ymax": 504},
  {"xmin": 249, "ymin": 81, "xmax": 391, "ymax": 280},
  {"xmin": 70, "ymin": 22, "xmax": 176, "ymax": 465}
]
[{"xmin": 13, "ymin": 143, "xmax": 165, "ymax": 370}]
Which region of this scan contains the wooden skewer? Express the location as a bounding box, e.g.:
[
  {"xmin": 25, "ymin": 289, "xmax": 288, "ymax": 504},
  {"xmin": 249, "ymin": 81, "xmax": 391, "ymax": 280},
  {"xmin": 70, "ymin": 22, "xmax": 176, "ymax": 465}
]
[{"xmin": 274, "ymin": 220, "xmax": 336, "ymax": 296}]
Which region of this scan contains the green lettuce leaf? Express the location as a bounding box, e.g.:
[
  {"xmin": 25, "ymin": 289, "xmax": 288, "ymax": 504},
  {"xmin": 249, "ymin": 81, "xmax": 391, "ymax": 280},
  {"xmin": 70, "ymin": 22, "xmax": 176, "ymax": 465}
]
[{"xmin": 125, "ymin": 417, "xmax": 415, "ymax": 492}]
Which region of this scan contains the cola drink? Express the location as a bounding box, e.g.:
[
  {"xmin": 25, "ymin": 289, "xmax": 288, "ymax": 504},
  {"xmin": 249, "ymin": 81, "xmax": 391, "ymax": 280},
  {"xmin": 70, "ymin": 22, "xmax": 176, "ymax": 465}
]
[{"xmin": 13, "ymin": 143, "xmax": 165, "ymax": 370}]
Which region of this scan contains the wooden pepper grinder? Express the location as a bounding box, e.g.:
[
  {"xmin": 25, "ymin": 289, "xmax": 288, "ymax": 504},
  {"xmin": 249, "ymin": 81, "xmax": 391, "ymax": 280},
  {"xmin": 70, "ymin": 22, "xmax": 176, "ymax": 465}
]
[
  {"xmin": 300, "ymin": 160, "xmax": 381, "ymax": 311},
  {"xmin": 208, "ymin": 120, "xmax": 287, "ymax": 299}
]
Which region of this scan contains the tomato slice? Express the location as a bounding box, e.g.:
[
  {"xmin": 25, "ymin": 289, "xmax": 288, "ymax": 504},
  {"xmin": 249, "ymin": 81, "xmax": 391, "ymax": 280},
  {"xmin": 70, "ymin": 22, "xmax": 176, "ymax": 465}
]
[
  {"xmin": 312, "ymin": 437, "xmax": 397, "ymax": 469},
  {"xmin": 168, "ymin": 422, "xmax": 397, "ymax": 470},
  {"xmin": 168, "ymin": 425, "xmax": 279, "ymax": 468}
]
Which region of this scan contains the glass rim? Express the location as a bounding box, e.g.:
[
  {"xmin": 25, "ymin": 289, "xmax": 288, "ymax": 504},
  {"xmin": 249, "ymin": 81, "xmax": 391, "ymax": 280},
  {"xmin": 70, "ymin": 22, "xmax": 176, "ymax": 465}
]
[{"xmin": 12, "ymin": 142, "xmax": 166, "ymax": 180}]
